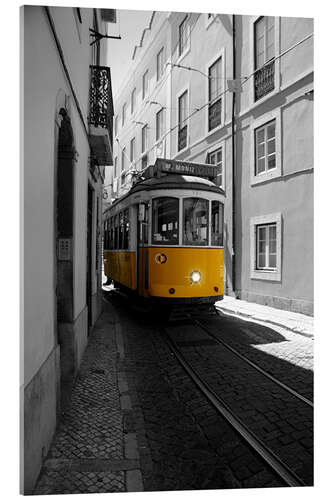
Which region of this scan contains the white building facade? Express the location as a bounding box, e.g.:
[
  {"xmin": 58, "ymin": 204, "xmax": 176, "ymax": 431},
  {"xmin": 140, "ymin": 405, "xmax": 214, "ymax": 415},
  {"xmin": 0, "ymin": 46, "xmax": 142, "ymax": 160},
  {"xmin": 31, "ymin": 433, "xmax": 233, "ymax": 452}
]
[
  {"xmin": 109, "ymin": 11, "xmax": 313, "ymax": 315},
  {"xmin": 22, "ymin": 6, "xmax": 115, "ymax": 493}
]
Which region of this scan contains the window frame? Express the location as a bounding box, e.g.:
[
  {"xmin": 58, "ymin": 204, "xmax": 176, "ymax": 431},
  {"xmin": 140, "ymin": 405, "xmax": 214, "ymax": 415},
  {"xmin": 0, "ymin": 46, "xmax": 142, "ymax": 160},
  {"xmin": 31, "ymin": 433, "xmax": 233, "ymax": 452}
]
[
  {"xmin": 250, "ymin": 109, "xmax": 281, "ymax": 186},
  {"xmin": 142, "ymin": 124, "xmax": 148, "ymax": 153},
  {"xmin": 178, "ymin": 15, "xmax": 190, "ymax": 59},
  {"xmin": 250, "ymin": 16, "xmax": 280, "ymax": 105},
  {"xmin": 182, "ymin": 197, "xmax": 209, "ymax": 247},
  {"xmin": 206, "ymin": 146, "xmax": 224, "ymax": 189},
  {"xmin": 156, "ymin": 47, "xmax": 165, "ymax": 82},
  {"xmin": 256, "ymin": 223, "xmax": 277, "ymax": 271},
  {"xmin": 121, "ymin": 147, "xmax": 126, "ymax": 172},
  {"xmin": 152, "ymin": 197, "xmax": 180, "ymax": 246},
  {"xmin": 114, "ymin": 156, "xmax": 118, "ymax": 178},
  {"xmin": 131, "ymin": 88, "xmax": 136, "ymax": 114},
  {"xmin": 208, "ymin": 56, "xmax": 222, "ymax": 132},
  {"xmin": 122, "ymin": 102, "xmax": 127, "ymax": 127},
  {"xmin": 178, "ymin": 89, "xmax": 189, "ymax": 151},
  {"xmin": 156, "ymin": 108, "xmax": 165, "ymax": 142},
  {"xmin": 254, "ymin": 119, "xmax": 276, "ymax": 176},
  {"xmin": 142, "ymin": 70, "xmax": 149, "ymax": 100},
  {"xmin": 250, "ymin": 213, "xmax": 282, "ymax": 281},
  {"xmin": 130, "ymin": 137, "xmax": 136, "ymax": 163}
]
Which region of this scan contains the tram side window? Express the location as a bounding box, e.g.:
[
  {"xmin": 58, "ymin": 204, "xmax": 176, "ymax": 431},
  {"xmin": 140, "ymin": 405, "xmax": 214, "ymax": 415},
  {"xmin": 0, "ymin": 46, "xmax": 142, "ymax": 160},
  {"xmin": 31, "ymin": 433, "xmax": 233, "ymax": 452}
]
[
  {"xmin": 152, "ymin": 197, "xmax": 179, "ymax": 245},
  {"xmin": 119, "ymin": 211, "xmax": 124, "ymax": 249},
  {"xmin": 138, "ymin": 204, "xmax": 149, "ymax": 245},
  {"xmin": 120, "ymin": 209, "xmax": 129, "ymax": 250},
  {"xmin": 211, "ymin": 201, "xmax": 224, "ymax": 246},
  {"xmin": 110, "ymin": 216, "xmax": 114, "ymax": 249},
  {"xmin": 183, "ymin": 198, "xmax": 209, "ymax": 246},
  {"xmin": 114, "ymin": 214, "xmax": 119, "ymax": 249}
]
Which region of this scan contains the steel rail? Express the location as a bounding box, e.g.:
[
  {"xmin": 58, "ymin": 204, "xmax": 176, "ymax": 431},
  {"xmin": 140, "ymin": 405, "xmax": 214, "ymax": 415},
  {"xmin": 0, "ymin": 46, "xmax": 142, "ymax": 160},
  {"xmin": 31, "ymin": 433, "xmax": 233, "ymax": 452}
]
[
  {"xmin": 192, "ymin": 317, "xmax": 313, "ymax": 408},
  {"xmin": 162, "ymin": 330, "xmax": 306, "ymax": 488}
]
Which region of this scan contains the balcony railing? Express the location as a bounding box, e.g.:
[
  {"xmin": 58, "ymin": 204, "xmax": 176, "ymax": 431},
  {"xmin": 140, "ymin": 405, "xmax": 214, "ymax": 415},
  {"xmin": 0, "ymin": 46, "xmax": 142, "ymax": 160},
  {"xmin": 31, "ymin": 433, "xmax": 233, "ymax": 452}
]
[
  {"xmin": 254, "ymin": 60, "xmax": 275, "ymax": 101},
  {"xmin": 178, "ymin": 125, "xmax": 187, "ymax": 151},
  {"xmin": 89, "ymin": 65, "xmax": 114, "ymax": 166}
]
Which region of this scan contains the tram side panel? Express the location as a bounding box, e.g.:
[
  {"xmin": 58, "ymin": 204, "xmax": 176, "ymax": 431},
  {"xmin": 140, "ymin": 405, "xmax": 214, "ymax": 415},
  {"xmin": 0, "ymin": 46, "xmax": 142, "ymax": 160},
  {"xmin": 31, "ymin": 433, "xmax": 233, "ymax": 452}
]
[{"xmin": 103, "ymin": 250, "xmax": 136, "ymax": 290}]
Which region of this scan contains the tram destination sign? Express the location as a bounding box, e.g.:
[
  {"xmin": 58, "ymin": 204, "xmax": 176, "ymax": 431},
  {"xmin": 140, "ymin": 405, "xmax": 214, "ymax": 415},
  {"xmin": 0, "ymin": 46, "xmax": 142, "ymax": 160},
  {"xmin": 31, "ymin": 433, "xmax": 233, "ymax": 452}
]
[{"xmin": 152, "ymin": 158, "xmax": 219, "ymax": 180}]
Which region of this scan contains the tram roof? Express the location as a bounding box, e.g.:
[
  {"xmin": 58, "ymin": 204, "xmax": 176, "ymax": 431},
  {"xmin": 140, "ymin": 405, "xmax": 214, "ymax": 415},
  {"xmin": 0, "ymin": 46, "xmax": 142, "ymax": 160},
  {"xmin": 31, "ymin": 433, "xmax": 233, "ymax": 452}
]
[{"xmin": 104, "ymin": 174, "xmax": 224, "ymax": 215}]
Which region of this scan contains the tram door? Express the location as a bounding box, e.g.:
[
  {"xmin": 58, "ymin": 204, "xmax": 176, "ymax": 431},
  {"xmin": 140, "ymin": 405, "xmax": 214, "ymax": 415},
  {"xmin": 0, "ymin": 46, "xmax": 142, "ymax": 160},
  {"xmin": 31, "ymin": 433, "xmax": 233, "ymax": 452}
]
[{"xmin": 137, "ymin": 203, "xmax": 149, "ymax": 296}]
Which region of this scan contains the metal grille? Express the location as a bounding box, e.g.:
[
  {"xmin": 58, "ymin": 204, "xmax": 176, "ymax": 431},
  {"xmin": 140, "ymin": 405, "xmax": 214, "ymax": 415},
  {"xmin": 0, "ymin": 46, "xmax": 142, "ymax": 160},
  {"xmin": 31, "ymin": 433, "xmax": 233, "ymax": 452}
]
[
  {"xmin": 254, "ymin": 60, "xmax": 275, "ymax": 101},
  {"xmin": 89, "ymin": 66, "xmax": 113, "ymax": 135}
]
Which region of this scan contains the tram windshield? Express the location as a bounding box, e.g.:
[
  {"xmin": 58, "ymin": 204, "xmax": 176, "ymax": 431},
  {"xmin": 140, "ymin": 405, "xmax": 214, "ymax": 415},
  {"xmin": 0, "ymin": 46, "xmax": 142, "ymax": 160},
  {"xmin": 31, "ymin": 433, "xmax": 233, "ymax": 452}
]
[
  {"xmin": 183, "ymin": 198, "xmax": 209, "ymax": 246},
  {"xmin": 152, "ymin": 197, "xmax": 179, "ymax": 245},
  {"xmin": 211, "ymin": 201, "xmax": 223, "ymax": 246}
]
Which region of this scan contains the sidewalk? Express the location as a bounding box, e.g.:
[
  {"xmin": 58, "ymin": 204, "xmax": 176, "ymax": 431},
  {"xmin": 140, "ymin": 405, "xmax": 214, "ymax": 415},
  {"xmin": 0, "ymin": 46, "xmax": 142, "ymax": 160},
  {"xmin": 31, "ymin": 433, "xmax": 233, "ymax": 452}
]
[
  {"xmin": 215, "ymin": 296, "xmax": 314, "ymax": 338},
  {"xmin": 33, "ymin": 302, "xmax": 143, "ymax": 495}
]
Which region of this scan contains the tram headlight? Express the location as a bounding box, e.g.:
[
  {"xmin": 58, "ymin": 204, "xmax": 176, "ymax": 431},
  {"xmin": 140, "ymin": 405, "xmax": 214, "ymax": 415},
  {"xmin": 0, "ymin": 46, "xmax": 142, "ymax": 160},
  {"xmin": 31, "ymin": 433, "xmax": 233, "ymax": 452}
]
[{"xmin": 190, "ymin": 270, "xmax": 201, "ymax": 283}]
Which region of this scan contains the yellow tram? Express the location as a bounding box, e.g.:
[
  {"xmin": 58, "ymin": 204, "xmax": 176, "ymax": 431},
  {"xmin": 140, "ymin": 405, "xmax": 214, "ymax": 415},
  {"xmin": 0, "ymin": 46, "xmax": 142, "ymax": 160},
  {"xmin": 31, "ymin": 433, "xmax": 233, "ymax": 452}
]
[{"xmin": 103, "ymin": 159, "xmax": 224, "ymax": 306}]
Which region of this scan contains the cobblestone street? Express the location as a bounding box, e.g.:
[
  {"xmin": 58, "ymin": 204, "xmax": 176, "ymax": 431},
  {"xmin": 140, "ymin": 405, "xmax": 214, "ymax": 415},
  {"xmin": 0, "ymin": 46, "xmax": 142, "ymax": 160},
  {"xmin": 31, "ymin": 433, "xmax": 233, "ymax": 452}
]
[{"xmin": 34, "ymin": 292, "xmax": 313, "ymax": 494}]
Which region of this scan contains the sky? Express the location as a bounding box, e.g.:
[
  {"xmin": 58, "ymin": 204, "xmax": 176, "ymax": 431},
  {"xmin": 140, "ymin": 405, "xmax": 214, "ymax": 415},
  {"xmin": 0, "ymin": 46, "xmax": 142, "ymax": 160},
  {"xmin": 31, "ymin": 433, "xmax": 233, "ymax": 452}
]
[{"xmin": 107, "ymin": 9, "xmax": 154, "ymax": 97}]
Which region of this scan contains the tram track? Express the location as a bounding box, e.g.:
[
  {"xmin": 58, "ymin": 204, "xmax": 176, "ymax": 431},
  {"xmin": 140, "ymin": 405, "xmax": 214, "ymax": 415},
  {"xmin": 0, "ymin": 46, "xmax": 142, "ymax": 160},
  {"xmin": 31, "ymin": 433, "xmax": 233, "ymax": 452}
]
[
  {"xmin": 162, "ymin": 314, "xmax": 313, "ymax": 487},
  {"xmin": 192, "ymin": 317, "xmax": 313, "ymax": 408}
]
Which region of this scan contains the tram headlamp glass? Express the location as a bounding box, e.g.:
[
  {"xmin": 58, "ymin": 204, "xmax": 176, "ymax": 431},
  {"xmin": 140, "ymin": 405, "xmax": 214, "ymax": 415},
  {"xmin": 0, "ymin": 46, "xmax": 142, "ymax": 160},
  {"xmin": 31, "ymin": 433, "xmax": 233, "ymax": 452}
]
[{"xmin": 190, "ymin": 270, "xmax": 201, "ymax": 283}]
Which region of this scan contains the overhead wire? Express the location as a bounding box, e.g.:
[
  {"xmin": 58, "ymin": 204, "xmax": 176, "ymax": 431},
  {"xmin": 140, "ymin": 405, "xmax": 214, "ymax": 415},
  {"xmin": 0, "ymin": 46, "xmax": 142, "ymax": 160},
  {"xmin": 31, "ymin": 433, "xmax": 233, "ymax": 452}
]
[
  {"xmin": 133, "ymin": 30, "xmax": 314, "ymax": 166},
  {"xmin": 110, "ymin": 18, "xmax": 313, "ymax": 196}
]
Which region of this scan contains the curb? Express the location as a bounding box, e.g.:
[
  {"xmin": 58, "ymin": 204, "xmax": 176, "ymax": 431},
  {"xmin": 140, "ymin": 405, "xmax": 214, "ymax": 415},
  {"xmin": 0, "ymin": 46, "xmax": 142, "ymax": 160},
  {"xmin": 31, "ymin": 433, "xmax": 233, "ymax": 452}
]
[{"xmin": 215, "ymin": 305, "xmax": 314, "ymax": 339}]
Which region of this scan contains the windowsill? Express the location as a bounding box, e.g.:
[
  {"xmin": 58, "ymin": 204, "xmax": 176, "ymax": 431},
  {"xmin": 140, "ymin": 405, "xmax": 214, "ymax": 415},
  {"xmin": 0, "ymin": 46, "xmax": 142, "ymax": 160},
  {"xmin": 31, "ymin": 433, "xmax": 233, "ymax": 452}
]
[
  {"xmin": 251, "ymin": 167, "xmax": 281, "ymax": 186},
  {"xmin": 206, "ymin": 122, "xmax": 224, "ymax": 139},
  {"xmin": 251, "ymin": 269, "xmax": 281, "ymax": 282},
  {"xmin": 250, "ymin": 85, "xmax": 279, "ymax": 111}
]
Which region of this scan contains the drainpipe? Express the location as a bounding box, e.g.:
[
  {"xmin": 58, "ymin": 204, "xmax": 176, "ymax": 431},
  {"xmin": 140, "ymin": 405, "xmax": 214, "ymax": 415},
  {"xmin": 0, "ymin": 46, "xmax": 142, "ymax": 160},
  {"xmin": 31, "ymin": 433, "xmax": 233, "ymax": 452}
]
[{"xmin": 231, "ymin": 14, "xmax": 236, "ymax": 296}]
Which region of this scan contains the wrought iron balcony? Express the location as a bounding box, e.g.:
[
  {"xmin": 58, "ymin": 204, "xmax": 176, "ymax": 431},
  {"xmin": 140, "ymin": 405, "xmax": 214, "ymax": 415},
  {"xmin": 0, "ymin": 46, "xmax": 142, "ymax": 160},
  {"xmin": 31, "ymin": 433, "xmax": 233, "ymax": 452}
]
[
  {"xmin": 89, "ymin": 65, "xmax": 114, "ymax": 166},
  {"xmin": 254, "ymin": 60, "xmax": 275, "ymax": 101},
  {"xmin": 178, "ymin": 125, "xmax": 187, "ymax": 151}
]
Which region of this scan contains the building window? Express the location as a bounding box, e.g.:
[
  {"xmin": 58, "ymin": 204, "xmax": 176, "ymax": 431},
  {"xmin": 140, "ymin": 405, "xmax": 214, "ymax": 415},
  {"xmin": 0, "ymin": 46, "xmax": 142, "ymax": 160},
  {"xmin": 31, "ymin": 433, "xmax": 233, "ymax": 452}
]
[
  {"xmin": 250, "ymin": 109, "xmax": 281, "ymax": 185},
  {"xmin": 179, "ymin": 16, "xmax": 190, "ymax": 57},
  {"xmin": 121, "ymin": 173, "xmax": 125, "ymax": 186},
  {"xmin": 256, "ymin": 223, "xmax": 277, "ymax": 270},
  {"xmin": 114, "ymin": 156, "xmax": 118, "ymax": 177},
  {"xmin": 122, "ymin": 102, "xmax": 127, "ymax": 126},
  {"xmin": 250, "ymin": 213, "xmax": 281, "ymax": 281},
  {"xmin": 130, "ymin": 137, "xmax": 136, "ymax": 163},
  {"xmin": 255, "ymin": 120, "xmax": 276, "ymax": 175},
  {"xmin": 121, "ymin": 148, "xmax": 126, "ymax": 172},
  {"xmin": 142, "ymin": 124, "xmax": 148, "ymax": 153},
  {"xmin": 131, "ymin": 88, "xmax": 136, "ymax": 114},
  {"xmin": 207, "ymin": 147, "xmax": 223, "ymax": 187},
  {"xmin": 142, "ymin": 154, "xmax": 148, "ymax": 171},
  {"xmin": 178, "ymin": 90, "xmax": 188, "ymax": 151},
  {"xmin": 156, "ymin": 108, "xmax": 165, "ymax": 141},
  {"xmin": 114, "ymin": 115, "xmax": 118, "ymax": 136},
  {"xmin": 208, "ymin": 57, "xmax": 222, "ymax": 131},
  {"xmin": 142, "ymin": 70, "xmax": 148, "ymax": 100},
  {"xmin": 254, "ymin": 16, "xmax": 275, "ymax": 101},
  {"xmin": 157, "ymin": 47, "xmax": 165, "ymax": 81}
]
